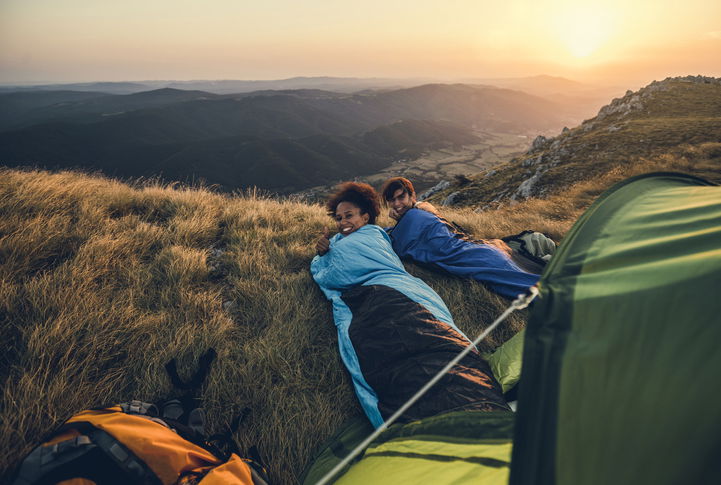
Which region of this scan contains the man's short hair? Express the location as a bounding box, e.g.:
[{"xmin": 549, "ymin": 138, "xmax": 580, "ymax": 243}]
[{"xmin": 381, "ymin": 177, "xmax": 416, "ymax": 202}]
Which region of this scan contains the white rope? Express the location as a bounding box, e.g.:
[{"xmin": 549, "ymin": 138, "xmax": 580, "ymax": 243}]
[{"xmin": 314, "ymin": 286, "xmax": 539, "ymax": 485}]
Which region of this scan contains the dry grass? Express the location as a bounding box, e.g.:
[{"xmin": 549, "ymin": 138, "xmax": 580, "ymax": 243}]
[
  {"xmin": 424, "ymin": 78, "xmax": 721, "ymax": 208},
  {"xmin": 1, "ymin": 166, "xmax": 606, "ymax": 484}
]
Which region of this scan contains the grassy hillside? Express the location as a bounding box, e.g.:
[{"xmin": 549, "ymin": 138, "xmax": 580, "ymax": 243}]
[
  {"xmin": 0, "ymin": 167, "xmax": 580, "ymax": 484},
  {"xmin": 424, "ymin": 76, "xmax": 721, "ymax": 208}
]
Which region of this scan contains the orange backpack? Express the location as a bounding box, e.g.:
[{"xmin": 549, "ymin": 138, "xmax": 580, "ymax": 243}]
[
  {"xmin": 11, "ymin": 401, "xmax": 268, "ymax": 485},
  {"xmin": 12, "ymin": 349, "xmax": 268, "ymax": 485}
]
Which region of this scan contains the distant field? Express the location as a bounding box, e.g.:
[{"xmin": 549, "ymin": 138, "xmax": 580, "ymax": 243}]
[
  {"xmin": 296, "ymin": 130, "xmax": 534, "ymax": 198},
  {"xmin": 366, "ymin": 132, "xmax": 531, "ymax": 187}
]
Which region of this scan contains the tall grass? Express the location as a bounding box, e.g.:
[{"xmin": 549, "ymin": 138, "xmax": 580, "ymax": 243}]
[{"xmin": 0, "ymin": 166, "xmax": 608, "ymax": 484}]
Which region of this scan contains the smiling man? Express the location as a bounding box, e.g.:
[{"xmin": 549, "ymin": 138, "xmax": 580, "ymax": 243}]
[{"xmin": 380, "ymin": 177, "xmax": 554, "ymax": 299}]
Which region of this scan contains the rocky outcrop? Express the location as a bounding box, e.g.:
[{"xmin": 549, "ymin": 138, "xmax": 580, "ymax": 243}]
[
  {"xmin": 428, "ymin": 75, "xmax": 721, "ymax": 209},
  {"xmin": 526, "ymin": 135, "xmax": 550, "ymax": 154},
  {"xmin": 419, "ymin": 180, "xmax": 450, "ymax": 200},
  {"xmin": 511, "ymin": 168, "xmax": 546, "ymax": 201},
  {"xmin": 595, "ymin": 91, "xmax": 644, "ymax": 121},
  {"xmin": 591, "ymin": 75, "xmax": 721, "ymax": 127},
  {"xmin": 442, "ymin": 191, "xmax": 461, "ymax": 206}
]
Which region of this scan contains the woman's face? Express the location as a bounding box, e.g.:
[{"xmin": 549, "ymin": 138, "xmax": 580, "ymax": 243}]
[{"xmin": 335, "ymin": 201, "xmax": 369, "ymax": 236}]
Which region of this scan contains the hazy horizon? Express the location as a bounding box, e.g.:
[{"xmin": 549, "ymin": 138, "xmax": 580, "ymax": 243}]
[{"xmin": 2, "ymin": 0, "xmax": 720, "ymax": 89}]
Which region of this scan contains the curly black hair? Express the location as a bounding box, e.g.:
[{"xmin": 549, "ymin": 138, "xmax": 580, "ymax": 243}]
[{"xmin": 326, "ymin": 182, "xmax": 380, "ymax": 224}]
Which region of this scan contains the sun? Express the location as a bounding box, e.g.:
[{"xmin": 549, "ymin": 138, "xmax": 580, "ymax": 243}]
[{"xmin": 554, "ymin": 5, "xmax": 614, "ymax": 58}]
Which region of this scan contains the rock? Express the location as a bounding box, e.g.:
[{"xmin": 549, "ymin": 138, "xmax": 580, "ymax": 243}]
[
  {"xmin": 442, "ymin": 191, "xmax": 461, "ymax": 206},
  {"xmin": 418, "ymin": 180, "xmax": 450, "ymax": 200},
  {"xmin": 207, "ymin": 247, "xmax": 228, "ymax": 280},
  {"xmin": 596, "ymin": 93, "xmax": 644, "ymax": 120},
  {"xmin": 514, "ymin": 169, "xmax": 545, "ymax": 200},
  {"xmin": 454, "ymin": 174, "xmax": 472, "ymax": 186},
  {"xmin": 527, "ymin": 135, "xmax": 549, "ymax": 154}
]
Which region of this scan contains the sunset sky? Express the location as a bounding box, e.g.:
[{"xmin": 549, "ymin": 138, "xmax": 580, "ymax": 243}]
[{"xmin": 1, "ymin": 0, "xmax": 720, "ymax": 88}]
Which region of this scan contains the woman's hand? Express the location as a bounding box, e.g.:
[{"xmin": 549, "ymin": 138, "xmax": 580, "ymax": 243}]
[{"xmin": 316, "ymin": 227, "xmax": 331, "ymax": 255}]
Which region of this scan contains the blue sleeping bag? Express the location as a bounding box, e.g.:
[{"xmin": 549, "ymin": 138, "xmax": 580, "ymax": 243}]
[
  {"xmin": 311, "ymin": 224, "xmax": 508, "ymax": 428},
  {"xmin": 387, "ymin": 208, "xmax": 540, "ymax": 299}
]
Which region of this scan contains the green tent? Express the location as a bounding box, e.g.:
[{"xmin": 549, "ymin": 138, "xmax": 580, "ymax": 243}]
[{"xmin": 302, "ymin": 172, "xmax": 721, "ymax": 485}]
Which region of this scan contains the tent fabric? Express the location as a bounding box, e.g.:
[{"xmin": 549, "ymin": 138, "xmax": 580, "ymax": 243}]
[
  {"xmin": 302, "ymin": 411, "xmax": 515, "ymax": 485},
  {"xmin": 511, "ymin": 172, "xmax": 721, "ymax": 485},
  {"xmin": 487, "ymin": 328, "xmax": 525, "ymax": 394},
  {"xmin": 307, "ymin": 172, "xmax": 720, "ymax": 485},
  {"xmin": 311, "ymin": 224, "xmax": 508, "ymax": 428},
  {"xmin": 300, "ymin": 416, "xmax": 373, "ymax": 485},
  {"xmin": 386, "ymin": 208, "xmax": 540, "ymax": 299}
]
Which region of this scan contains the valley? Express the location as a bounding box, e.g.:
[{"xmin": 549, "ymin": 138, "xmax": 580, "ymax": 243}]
[
  {"xmin": 0, "ymin": 81, "xmax": 590, "ymax": 194},
  {"xmin": 295, "ymin": 130, "xmax": 534, "ymax": 200},
  {"xmin": 366, "ymin": 132, "xmax": 530, "ymax": 188}
]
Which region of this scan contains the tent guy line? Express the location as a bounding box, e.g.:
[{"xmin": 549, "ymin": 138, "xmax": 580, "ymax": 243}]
[{"xmin": 314, "ymin": 286, "xmax": 539, "ymax": 485}]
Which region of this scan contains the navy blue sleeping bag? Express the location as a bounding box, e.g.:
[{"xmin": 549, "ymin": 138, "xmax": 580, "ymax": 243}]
[
  {"xmin": 311, "ymin": 224, "xmax": 508, "ymax": 428},
  {"xmin": 387, "ymin": 208, "xmax": 540, "ymax": 299}
]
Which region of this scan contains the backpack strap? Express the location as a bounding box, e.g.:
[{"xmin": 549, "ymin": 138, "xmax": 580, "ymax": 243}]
[
  {"xmin": 165, "ymin": 348, "xmax": 216, "ymax": 391},
  {"xmin": 11, "ymin": 424, "xmax": 160, "ymax": 485}
]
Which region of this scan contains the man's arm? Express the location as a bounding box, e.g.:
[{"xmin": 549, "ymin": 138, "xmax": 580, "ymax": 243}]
[{"xmin": 414, "ymin": 201, "xmax": 440, "ymax": 216}]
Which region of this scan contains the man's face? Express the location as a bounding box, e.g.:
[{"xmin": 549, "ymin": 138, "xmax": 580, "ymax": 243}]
[{"xmin": 387, "ymin": 188, "xmax": 416, "ymax": 219}]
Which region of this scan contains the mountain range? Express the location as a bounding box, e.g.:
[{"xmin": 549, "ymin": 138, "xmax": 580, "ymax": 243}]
[
  {"xmin": 0, "ymin": 77, "xmax": 429, "ymax": 95},
  {"xmin": 0, "ymin": 83, "xmax": 583, "ymax": 192}
]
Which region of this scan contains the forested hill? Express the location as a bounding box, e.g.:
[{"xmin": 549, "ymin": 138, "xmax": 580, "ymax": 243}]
[{"xmin": 0, "ymin": 83, "xmax": 579, "ymax": 193}]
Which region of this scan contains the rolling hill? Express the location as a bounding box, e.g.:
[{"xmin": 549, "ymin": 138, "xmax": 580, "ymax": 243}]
[
  {"xmin": 0, "ymin": 88, "xmax": 220, "ymax": 131},
  {"xmin": 0, "ymin": 119, "xmax": 479, "ymax": 193},
  {"xmin": 422, "ymin": 76, "xmax": 721, "ymax": 209},
  {"xmin": 0, "ymin": 83, "xmax": 578, "ymax": 193}
]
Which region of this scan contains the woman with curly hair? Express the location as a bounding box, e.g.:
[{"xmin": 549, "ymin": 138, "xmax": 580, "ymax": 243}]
[{"xmin": 311, "ymin": 182, "xmax": 508, "ymax": 429}]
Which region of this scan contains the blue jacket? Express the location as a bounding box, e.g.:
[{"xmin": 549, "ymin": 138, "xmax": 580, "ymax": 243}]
[{"xmin": 387, "ymin": 208, "xmax": 539, "ymax": 299}]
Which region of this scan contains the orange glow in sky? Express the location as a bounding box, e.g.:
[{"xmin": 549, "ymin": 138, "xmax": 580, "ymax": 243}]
[{"xmin": 1, "ymin": 0, "xmax": 719, "ymax": 86}]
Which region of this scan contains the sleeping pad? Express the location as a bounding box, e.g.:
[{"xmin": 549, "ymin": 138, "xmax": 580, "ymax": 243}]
[
  {"xmin": 311, "ymin": 224, "xmax": 508, "ymax": 428},
  {"xmin": 387, "ymin": 208, "xmax": 540, "ymax": 299}
]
